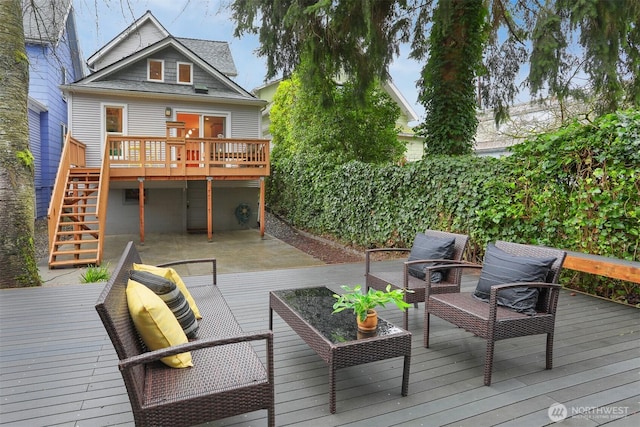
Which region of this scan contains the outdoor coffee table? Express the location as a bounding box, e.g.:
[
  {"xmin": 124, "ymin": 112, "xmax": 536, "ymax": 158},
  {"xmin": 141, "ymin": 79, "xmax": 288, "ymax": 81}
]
[{"xmin": 269, "ymin": 286, "xmax": 411, "ymax": 413}]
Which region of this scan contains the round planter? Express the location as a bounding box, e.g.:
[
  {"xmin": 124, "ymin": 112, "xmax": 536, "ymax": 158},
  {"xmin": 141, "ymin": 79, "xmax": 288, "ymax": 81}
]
[{"xmin": 357, "ymin": 309, "xmax": 378, "ymax": 332}]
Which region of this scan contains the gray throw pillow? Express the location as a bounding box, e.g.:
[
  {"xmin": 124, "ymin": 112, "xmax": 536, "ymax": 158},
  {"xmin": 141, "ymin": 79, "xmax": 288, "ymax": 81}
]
[
  {"xmin": 407, "ymin": 234, "xmax": 456, "ymax": 282},
  {"xmin": 473, "ymin": 243, "xmax": 556, "ymax": 315},
  {"xmin": 129, "ymin": 270, "xmax": 199, "ymax": 338}
]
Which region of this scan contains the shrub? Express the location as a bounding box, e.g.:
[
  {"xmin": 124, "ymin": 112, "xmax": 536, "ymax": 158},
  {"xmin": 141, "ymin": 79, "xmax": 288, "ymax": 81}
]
[{"xmin": 267, "ymin": 110, "xmax": 639, "ymax": 304}]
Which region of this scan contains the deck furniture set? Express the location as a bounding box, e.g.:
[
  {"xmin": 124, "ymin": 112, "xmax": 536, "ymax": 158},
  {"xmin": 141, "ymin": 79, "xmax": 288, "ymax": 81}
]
[
  {"xmin": 269, "ymin": 287, "xmax": 411, "ymax": 414},
  {"xmin": 95, "ymin": 242, "xmax": 275, "ymax": 427},
  {"xmin": 96, "ymin": 232, "xmax": 567, "ymax": 425}
]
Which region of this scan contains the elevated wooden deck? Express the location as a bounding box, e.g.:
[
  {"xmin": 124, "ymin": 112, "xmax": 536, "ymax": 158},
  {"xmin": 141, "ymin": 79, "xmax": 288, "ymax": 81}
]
[{"xmin": 1, "ymin": 263, "xmax": 638, "ymax": 426}]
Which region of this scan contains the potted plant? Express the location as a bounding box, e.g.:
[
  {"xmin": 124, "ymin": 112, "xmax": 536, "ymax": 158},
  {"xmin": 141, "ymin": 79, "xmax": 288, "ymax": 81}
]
[{"xmin": 332, "ymin": 285, "xmax": 412, "ymax": 332}]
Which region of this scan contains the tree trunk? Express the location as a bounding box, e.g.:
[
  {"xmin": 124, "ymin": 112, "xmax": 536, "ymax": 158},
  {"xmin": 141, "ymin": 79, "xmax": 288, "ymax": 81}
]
[{"xmin": 0, "ymin": 0, "xmax": 41, "ymax": 288}]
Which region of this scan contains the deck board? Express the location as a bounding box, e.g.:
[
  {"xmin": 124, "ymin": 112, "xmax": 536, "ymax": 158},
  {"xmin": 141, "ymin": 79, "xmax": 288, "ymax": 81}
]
[{"xmin": 1, "ymin": 262, "xmax": 638, "ymax": 426}]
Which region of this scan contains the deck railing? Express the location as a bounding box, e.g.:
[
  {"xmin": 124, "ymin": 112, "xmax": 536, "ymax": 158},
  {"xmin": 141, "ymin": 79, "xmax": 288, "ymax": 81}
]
[
  {"xmin": 106, "ymin": 135, "xmax": 270, "ymax": 178},
  {"xmin": 47, "ymin": 134, "xmax": 86, "ymax": 251}
]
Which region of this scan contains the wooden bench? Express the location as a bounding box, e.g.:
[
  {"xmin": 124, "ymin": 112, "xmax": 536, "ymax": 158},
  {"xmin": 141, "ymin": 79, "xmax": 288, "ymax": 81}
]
[{"xmin": 95, "ymin": 241, "xmax": 275, "ymax": 427}]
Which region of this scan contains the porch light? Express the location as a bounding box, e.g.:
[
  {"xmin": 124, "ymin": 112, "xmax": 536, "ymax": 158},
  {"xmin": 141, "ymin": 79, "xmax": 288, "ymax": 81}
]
[{"xmin": 164, "ymin": 107, "xmax": 172, "ymax": 117}]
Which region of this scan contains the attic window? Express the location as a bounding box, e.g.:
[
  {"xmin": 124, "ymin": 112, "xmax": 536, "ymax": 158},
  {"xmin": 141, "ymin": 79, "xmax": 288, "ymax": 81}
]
[
  {"xmin": 177, "ymin": 62, "xmax": 192, "ymax": 84},
  {"xmin": 148, "ymin": 59, "xmax": 164, "ymax": 81}
]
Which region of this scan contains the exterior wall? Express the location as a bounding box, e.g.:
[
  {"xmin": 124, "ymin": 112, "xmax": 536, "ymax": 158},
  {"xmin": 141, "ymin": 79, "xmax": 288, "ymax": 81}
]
[
  {"xmin": 68, "ymin": 93, "xmax": 263, "ymax": 167},
  {"xmin": 402, "ymin": 136, "xmax": 423, "ymax": 162},
  {"xmin": 28, "ymin": 107, "xmax": 45, "ymax": 217},
  {"xmin": 26, "ymin": 20, "xmax": 80, "ymax": 218},
  {"xmin": 67, "ymin": 90, "xmax": 263, "ymax": 233},
  {"xmin": 91, "ymin": 20, "xmax": 166, "ymax": 71},
  {"xmin": 109, "ymin": 46, "xmax": 228, "ymax": 90},
  {"xmin": 211, "ymin": 182, "xmax": 260, "ymax": 230},
  {"xmin": 105, "ymin": 180, "xmax": 259, "ymax": 234},
  {"xmin": 105, "ymin": 182, "xmax": 186, "ymax": 234}
]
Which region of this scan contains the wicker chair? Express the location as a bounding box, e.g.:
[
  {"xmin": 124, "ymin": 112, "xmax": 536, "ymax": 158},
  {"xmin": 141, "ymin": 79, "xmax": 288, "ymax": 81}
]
[
  {"xmin": 365, "ymin": 230, "xmax": 470, "ymax": 330},
  {"xmin": 95, "ymin": 242, "xmax": 275, "ymax": 427},
  {"xmin": 424, "ymin": 241, "xmax": 566, "ymax": 386}
]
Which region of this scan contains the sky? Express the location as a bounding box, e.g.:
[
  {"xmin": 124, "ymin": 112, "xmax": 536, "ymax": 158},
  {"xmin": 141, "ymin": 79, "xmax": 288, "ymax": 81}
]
[{"xmin": 73, "ymin": 0, "xmax": 425, "ymax": 124}]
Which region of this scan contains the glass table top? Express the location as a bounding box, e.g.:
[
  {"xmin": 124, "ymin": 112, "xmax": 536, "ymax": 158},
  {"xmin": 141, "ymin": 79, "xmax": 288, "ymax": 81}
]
[{"xmin": 272, "ymin": 287, "xmax": 405, "ymax": 344}]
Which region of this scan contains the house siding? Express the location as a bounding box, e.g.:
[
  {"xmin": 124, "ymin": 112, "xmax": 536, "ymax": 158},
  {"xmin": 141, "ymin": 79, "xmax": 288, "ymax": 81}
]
[
  {"xmin": 92, "ymin": 20, "xmax": 166, "ymax": 71},
  {"xmin": 64, "ymin": 12, "xmax": 265, "ymax": 234},
  {"xmin": 109, "ymin": 46, "xmax": 228, "ymax": 91},
  {"xmin": 69, "ymin": 93, "xmax": 262, "ymax": 167},
  {"xmin": 26, "ymin": 17, "xmax": 80, "ymax": 218},
  {"xmin": 28, "ymin": 107, "xmax": 45, "ymax": 218}
]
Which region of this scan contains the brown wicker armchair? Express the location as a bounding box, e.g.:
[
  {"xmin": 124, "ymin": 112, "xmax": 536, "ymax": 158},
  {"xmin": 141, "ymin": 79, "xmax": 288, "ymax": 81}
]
[
  {"xmin": 424, "ymin": 241, "xmax": 566, "ymax": 386},
  {"xmin": 365, "ymin": 230, "xmax": 470, "ymax": 330}
]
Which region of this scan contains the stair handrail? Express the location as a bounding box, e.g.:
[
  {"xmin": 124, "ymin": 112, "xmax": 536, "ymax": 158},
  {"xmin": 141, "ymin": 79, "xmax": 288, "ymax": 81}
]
[
  {"xmin": 95, "ymin": 133, "xmax": 111, "ymax": 264},
  {"xmin": 47, "ymin": 133, "xmax": 86, "ymax": 257}
]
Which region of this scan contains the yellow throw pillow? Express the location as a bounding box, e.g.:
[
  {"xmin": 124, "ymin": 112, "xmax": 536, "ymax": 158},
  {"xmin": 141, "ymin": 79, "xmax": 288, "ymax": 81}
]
[
  {"xmin": 126, "ymin": 280, "xmax": 193, "ymax": 368},
  {"xmin": 133, "ymin": 263, "xmax": 202, "ymax": 319}
]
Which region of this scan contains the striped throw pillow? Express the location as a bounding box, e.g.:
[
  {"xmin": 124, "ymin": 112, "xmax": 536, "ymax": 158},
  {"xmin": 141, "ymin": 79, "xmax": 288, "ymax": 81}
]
[{"xmin": 129, "ymin": 270, "xmax": 199, "ymax": 338}]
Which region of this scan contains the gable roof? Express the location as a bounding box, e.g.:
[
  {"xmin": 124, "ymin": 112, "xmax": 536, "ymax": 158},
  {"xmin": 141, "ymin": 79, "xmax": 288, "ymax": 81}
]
[
  {"xmin": 176, "ymin": 38, "xmax": 237, "ymax": 77},
  {"xmin": 86, "ymin": 10, "xmax": 169, "ymax": 71},
  {"xmin": 66, "ymin": 36, "xmax": 262, "ymax": 105},
  {"xmin": 85, "ymin": 10, "xmax": 238, "ymax": 77},
  {"xmin": 382, "ymin": 81, "xmax": 419, "ymax": 122},
  {"xmin": 23, "ymin": 0, "xmax": 72, "ymax": 45}
]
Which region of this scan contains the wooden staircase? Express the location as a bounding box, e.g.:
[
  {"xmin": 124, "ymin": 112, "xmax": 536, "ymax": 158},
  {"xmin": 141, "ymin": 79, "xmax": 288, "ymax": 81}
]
[{"xmin": 49, "ymin": 168, "xmax": 102, "ymax": 268}]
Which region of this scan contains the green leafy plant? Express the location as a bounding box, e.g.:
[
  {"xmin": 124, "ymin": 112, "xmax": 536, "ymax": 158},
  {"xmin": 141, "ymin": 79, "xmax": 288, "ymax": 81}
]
[
  {"xmin": 332, "ymin": 285, "xmax": 412, "ymax": 322},
  {"xmin": 80, "ymin": 264, "xmax": 110, "ymax": 283},
  {"xmin": 268, "ymin": 109, "xmax": 639, "ymax": 304}
]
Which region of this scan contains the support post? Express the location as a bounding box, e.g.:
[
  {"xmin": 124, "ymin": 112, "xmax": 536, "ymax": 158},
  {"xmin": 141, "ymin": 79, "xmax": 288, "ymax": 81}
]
[
  {"xmin": 259, "ymin": 177, "xmax": 265, "ymax": 237},
  {"xmin": 138, "ymin": 177, "xmax": 145, "ymax": 245},
  {"xmin": 206, "ymin": 177, "xmax": 213, "ymax": 242}
]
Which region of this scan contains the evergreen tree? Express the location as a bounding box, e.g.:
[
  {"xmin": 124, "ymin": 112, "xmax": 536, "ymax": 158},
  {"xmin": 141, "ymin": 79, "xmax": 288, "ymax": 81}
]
[{"xmin": 232, "ymin": 0, "xmax": 639, "ymax": 156}]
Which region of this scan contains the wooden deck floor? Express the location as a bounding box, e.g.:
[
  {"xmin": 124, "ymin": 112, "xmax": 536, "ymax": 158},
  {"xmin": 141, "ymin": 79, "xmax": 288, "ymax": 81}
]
[{"xmin": 1, "ymin": 262, "xmax": 638, "ymax": 426}]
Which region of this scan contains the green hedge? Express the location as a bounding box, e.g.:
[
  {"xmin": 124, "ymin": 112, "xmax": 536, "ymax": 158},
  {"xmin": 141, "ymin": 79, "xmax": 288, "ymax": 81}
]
[{"xmin": 267, "ymin": 110, "xmax": 640, "ymax": 303}]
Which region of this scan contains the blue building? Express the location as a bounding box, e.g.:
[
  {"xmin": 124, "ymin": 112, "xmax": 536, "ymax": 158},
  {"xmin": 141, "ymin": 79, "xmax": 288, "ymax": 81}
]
[{"xmin": 23, "ymin": 0, "xmax": 84, "ymax": 218}]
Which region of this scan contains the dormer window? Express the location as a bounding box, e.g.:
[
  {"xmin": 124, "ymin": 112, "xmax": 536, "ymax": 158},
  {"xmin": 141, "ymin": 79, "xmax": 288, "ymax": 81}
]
[
  {"xmin": 148, "ymin": 59, "xmax": 164, "ymax": 81},
  {"xmin": 177, "ymin": 62, "xmax": 193, "ymax": 84}
]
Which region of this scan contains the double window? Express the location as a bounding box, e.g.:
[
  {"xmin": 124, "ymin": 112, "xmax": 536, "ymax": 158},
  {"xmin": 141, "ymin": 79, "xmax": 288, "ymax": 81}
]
[{"xmin": 147, "ymin": 59, "xmax": 193, "ymax": 84}]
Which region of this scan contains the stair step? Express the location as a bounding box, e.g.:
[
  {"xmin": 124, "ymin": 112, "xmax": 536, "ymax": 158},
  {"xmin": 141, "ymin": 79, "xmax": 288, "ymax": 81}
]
[
  {"xmin": 54, "ymin": 239, "xmax": 98, "ymax": 246},
  {"xmin": 49, "ymin": 165, "xmax": 103, "ymax": 269},
  {"xmin": 69, "ymin": 167, "xmax": 100, "ymax": 173},
  {"xmin": 52, "ymin": 249, "xmax": 99, "ymax": 256},
  {"xmin": 58, "ymin": 221, "xmax": 99, "ymax": 226},
  {"xmin": 56, "ymin": 230, "xmax": 98, "ymax": 236},
  {"xmin": 49, "ymin": 258, "xmax": 99, "ymax": 268},
  {"xmin": 60, "ymin": 213, "xmax": 96, "ymax": 218},
  {"xmin": 64, "ymin": 198, "xmax": 98, "ymax": 203},
  {"xmin": 62, "ymin": 205, "xmax": 97, "ymax": 209}
]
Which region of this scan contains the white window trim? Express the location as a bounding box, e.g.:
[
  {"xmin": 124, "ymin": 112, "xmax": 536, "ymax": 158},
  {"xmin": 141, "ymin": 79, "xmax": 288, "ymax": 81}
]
[
  {"xmin": 147, "ymin": 58, "xmax": 164, "ymax": 82},
  {"xmin": 101, "ymin": 103, "xmax": 128, "ymax": 159},
  {"xmin": 176, "ymin": 61, "xmax": 193, "ymax": 85}
]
